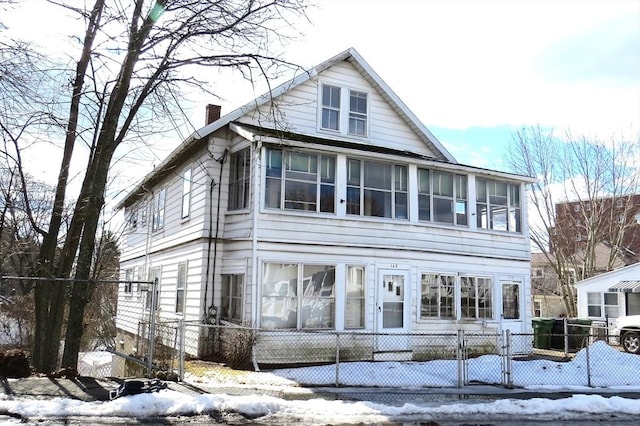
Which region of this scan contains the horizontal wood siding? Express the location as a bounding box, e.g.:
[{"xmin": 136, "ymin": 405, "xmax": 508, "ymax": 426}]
[
  {"xmin": 238, "ymin": 61, "xmax": 437, "ymax": 158},
  {"xmin": 255, "ymin": 212, "xmax": 529, "ymax": 260}
]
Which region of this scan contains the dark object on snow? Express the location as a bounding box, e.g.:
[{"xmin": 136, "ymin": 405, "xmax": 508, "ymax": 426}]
[
  {"xmin": 109, "ymin": 378, "xmax": 167, "ymax": 400},
  {"xmin": 0, "ymin": 349, "xmax": 31, "ymax": 378}
]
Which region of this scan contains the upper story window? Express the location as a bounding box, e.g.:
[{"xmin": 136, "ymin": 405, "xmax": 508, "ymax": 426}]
[
  {"xmin": 127, "ymin": 209, "xmax": 138, "ymax": 231},
  {"xmin": 265, "ymin": 147, "xmax": 335, "ymax": 213},
  {"xmin": 347, "ymin": 159, "xmax": 407, "ymax": 219},
  {"xmin": 320, "ymin": 84, "xmax": 368, "ymax": 137},
  {"xmin": 476, "ymin": 178, "xmax": 521, "ymax": 233},
  {"xmin": 151, "ymin": 189, "xmax": 166, "ymax": 232},
  {"xmin": 229, "ymin": 147, "xmax": 251, "ymax": 210},
  {"xmin": 348, "ymin": 90, "xmax": 367, "ymax": 136},
  {"xmin": 181, "ymin": 168, "xmax": 192, "ymax": 219},
  {"xmin": 321, "ymin": 85, "xmax": 341, "ymax": 131},
  {"xmin": 418, "ymin": 168, "xmax": 467, "ymax": 226}
]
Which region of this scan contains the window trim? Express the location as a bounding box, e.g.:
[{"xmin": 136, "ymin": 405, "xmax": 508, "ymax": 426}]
[
  {"xmin": 229, "ymin": 147, "xmax": 251, "ymax": 211},
  {"xmin": 181, "ymin": 168, "xmax": 192, "ymax": 219},
  {"xmin": 221, "ymin": 274, "xmax": 244, "ymax": 324},
  {"xmin": 151, "ymin": 188, "xmax": 166, "ymax": 233},
  {"xmin": 176, "ymin": 262, "xmax": 187, "ymax": 314},
  {"xmin": 476, "ymin": 178, "xmax": 522, "ymax": 233}
]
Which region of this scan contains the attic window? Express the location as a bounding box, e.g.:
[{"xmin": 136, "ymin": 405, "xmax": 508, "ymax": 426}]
[
  {"xmin": 320, "ymin": 84, "xmax": 369, "ymax": 137},
  {"xmin": 321, "ymin": 85, "xmax": 340, "ymax": 131}
]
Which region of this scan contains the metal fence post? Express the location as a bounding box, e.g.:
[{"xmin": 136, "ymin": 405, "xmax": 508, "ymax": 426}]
[
  {"xmin": 178, "ymin": 319, "xmax": 185, "ymax": 382},
  {"xmin": 563, "ymin": 318, "xmax": 569, "ymax": 355},
  {"xmin": 335, "ymin": 331, "xmax": 340, "ymax": 388},
  {"xmin": 586, "ymin": 342, "xmax": 591, "ymax": 387},
  {"xmin": 147, "ymin": 277, "xmax": 158, "ymax": 376},
  {"xmin": 457, "ymin": 329, "xmax": 464, "ymax": 388},
  {"xmin": 504, "ymin": 330, "xmax": 513, "ymax": 389}
]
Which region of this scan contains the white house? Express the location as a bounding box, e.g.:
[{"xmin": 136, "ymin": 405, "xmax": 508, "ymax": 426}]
[
  {"xmin": 575, "ymin": 262, "xmax": 640, "ymax": 327},
  {"xmin": 115, "ymin": 48, "xmax": 536, "ymax": 364}
]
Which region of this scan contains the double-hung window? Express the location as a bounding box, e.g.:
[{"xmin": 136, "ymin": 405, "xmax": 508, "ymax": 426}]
[
  {"xmin": 349, "ymin": 90, "xmax": 367, "ymax": 136},
  {"xmin": 261, "ymin": 263, "xmax": 335, "ymax": 330},
  {"xmin": 265, "ymin": 148, "xmax": 335, "ymax": 213},
  {"xmin": 321, "ymin": 85, "xmax": 340, "ymax": 131},
  {"xmin": 587, "ymin": 292, "xmax": 618, "ymax": 318},
  {"xmin": 418, "ymin": 168, "xmax": 467, "ymax": 225},
  {"xmin": 229, "ymin": 147, "xmax": 251, "ymax": 210},
  {"xmin": 175, "ymin": 262, "xmax": 187, "ymax": 314},
  {"xmin": 124, "ymin": 269, "xmax": 133, "ymax": 294},
  {"xmin": 221, "ymin": 274, "xmax": 243, "ymax": 323},
  {"xmin": 347, "ymin": 159, "xmax": 407, "ymax": 219},
  {"xmin": 345, "ymin": 266, "xmax": 365, "ymax": 329},
  {"xmin": 181, "ymin": 168, "xmax": 191, "ymax": 219},
  {"xmin": 476, "ymin": 178, "xmax": 521, "ymax": 232},
  {"xmin": 151, "ymin": 189, "xmax": 165, "ymax": 232},
  {"xmin": 320, "ymin": 84, "xmax": 368, "ymax": 137}
]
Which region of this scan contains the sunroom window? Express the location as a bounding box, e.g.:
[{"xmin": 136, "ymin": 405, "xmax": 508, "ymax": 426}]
[
  {"xmin": 418, "ymin": 168, "xmax": 467, "ymax": 225},
  {"xmin": 476, "ymin": 178, "xmax": 521, "ymax": 232},
  {"xmin": 265, "ymin": 148, "xmax": 335, "ymax": 213},
  {"xmin": 347, "ymin": 158, "xmax": 407, "ymax": 219},
  {"xmin": 420, "ymin": 273, "xmax": 455, "ymax": 319},
  {"xmin": 261, "ymin": 263, "xmax": 335, "ymax": 329}
]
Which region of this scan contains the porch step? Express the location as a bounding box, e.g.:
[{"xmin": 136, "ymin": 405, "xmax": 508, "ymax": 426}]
[{"xmin": 373, "ymin": 350, "xmax": 413, "ymax": 361}]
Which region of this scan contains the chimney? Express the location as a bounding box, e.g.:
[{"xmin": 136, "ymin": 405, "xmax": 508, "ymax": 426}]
[{"xmin": 205, "ymin": 104, "xmax": 221, "ymax": 125}]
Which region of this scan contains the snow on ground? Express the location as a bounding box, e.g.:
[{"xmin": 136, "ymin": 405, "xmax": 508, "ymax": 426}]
[{"xmin": 1, "ymin": 341, "xmax": 640, "ymax": 423}]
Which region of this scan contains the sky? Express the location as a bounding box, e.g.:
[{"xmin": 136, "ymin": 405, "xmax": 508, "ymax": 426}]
[{"xmin": 1, "ymin": 341, "xmax": 640, "ymax": 423}]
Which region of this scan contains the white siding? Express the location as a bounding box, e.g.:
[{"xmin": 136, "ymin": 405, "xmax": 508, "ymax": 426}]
[{"xmin": 238, "ymin": 61, "xmax": 438, "ymax": 158}]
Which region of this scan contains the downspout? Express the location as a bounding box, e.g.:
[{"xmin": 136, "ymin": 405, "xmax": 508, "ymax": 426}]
[{"xmin": 252, "ymin": 139, "xmax": 261, "ymax": 325}]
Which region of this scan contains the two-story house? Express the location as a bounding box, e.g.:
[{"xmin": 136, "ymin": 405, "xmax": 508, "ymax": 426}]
[{"xmin": 115, "ymin": 48, "xmax": 535, "ymax": 364}]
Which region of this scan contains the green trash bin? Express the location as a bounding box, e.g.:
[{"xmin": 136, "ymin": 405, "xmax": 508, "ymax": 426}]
[
  {"xmin": 532, "ymin": 318, "xmax": 553, "ymax": 349},
  {"xmin": 567, "ymin": 318, "xmax": 592, "ymax": 352}
]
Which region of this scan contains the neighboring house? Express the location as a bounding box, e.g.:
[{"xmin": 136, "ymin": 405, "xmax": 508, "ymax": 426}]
[
  {"xmin": 575, "ymin": 262, "xmax": 640, "ymax": 328},
  {"xmin": 531, "ymin": 196, "xmax": 640, "ymax": 319},
  {"xmin": 115, "ymin": 48, "xmax": 535, "ymax": 364},
  {"xmin": 530, "ymin": 253, "xmax": 566, "ymax": 318}
]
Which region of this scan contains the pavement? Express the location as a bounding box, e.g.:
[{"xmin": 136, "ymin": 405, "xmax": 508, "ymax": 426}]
[{"xmin": 2, "ymin": 376, "xmax": 640, "ymax": 405}]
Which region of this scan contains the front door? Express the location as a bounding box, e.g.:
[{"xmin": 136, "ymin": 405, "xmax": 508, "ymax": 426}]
[
  {"xmin": 376, "ymin": 269, "xmax": 410, "ymax": 351},
  {"xmin": 500, "ymin": 280, "xmax": 522, "ymax": 331}
]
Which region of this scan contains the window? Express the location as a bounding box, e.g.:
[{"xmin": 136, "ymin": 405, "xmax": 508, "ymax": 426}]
[
  {"xmin": 418, "ymin": 169, "xmax": 467, "ymax": 225},
  {"xmin": 124, "ymin": 269, "xmax": 133, "ymax": 294},
  {"xmin": 151, "ymin": 189, "xmax": 166, "ymax": 232},
  {"xmin": 533, "ymin": 268, "xmax": 544, "ymax": 278},
  {"xmin": 127, "ymin": 210, "xmax": 138, "ymax": 230},
  {"xmin": 502, "ymin": 282, "xmax": 520, "ymax": 320},
  {"xmin": 476, "ymin": 178, "xmax": 521, "ymax": 232},
  {"xmin": 229, "ymin": 147, "xmax": 251, "ymax": 210},
  {"xmin": 587, "ymin": 292, "xmax": 619, "ymax": 318},
  {"xmin": 533, "ymin": 301, "xmax": 542, "ymax": 317},
  {"xmin": 348, "ymin": 90, "xmax": 367, "ymax": 136},
  {"xmin": 345, "ymin": 266, "xmax": 365, "ymax": 329},
  {"xmin": 321, "ymin": 84, "xmax": 340, "ymax": 131},
  {"xmin": 261, "ymin": 263, "xmax": 335, "ymax": 329},
  {"xmin": 176, "ymin": 262, "xmax": 186, "ymax": 314},
  {"xmin": 320, "ymin": 84, "xmax": 368, "ymax": 137},
  {"xmin": 420, "ymin": 273, "xmax": 455, "ymax": 319},
  {"xmin": 146, "ymin": 267, "xmax": 161, "ymax": 311},
  {"xmin": 461, "ymin": 276, "xmax": 493, "ymax": 319},
  {"xmin": 265, "ymin": 148, "xmax": 335, "ymax": 213},
  {"xmin": 347, "ymin": 159, "xmax": 408, "ymax": 219},
  {"xmin": 181, "ymin": 168, "xmax": 191, "ymax": 219},
  {"xmin": 222, "ymin": 274, "xmax": 243, "ymax": 323},
  {"xmin": 574, "ymin": 204, "xmax": 581, "ymax": 212}
]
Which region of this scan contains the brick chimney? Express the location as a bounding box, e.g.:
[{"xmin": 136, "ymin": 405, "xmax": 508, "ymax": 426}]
[{"xmin": 205, "ymin": 104, "xmax": 221, "ymax": 125}]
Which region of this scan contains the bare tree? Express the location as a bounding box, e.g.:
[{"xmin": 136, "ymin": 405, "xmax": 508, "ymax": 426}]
[
  {"xmin": 4, "ymin": 0, "xmax": 309, "ymax": 373},
  {"xmin": 506, "ymin": 126, "xmax": 640, "ymax": 317}
]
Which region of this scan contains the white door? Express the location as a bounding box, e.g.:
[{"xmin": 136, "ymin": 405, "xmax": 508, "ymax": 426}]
[
  {"xmin": 500, "ymin": 280, "xmax": 530, "ymax": 353},
  {"xmin": 376, "ymin": 269, "xmax": 410, "ymax": 351}
]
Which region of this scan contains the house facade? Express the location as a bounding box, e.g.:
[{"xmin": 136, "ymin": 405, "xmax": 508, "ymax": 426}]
[
  {"xmin": 115, "ymin": 48, "xmax": 535, "ymax": 363},
  {"xmin": 575, "ymin": 263, "xmax": 640, "ymax": 327}
]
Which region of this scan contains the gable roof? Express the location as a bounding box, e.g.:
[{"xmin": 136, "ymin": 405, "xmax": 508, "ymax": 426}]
[
  {"xmin": 115, "ymin": 48, "xmax": 460, "ymax": 209},
  {"xmin": 574, "ymin": 262, "xmax": 640, "ymax": 288}
]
